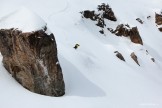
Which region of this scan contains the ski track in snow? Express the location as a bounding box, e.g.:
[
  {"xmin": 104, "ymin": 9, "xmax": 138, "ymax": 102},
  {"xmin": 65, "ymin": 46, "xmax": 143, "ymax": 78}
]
[{"xmin": 48, "ymin": 0, "xmax": 69, "ymax": 20}]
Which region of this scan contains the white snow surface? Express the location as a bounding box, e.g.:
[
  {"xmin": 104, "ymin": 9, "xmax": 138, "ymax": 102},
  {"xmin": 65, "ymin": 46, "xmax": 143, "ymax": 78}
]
[
  {"xmin": 0, "ymin": 0, "xmax": 162, "ymax": 108},
  {"xmin": 0, "ymin": 7, "xmax": 46, "ymax": 32}
]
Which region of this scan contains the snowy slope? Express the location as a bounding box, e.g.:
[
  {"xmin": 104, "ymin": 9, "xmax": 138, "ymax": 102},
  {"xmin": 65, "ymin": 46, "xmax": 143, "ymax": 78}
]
[
  {"xmin": 0, "ymin": 0, "xmax": 162, "ymax": 108},
  {"xmin": 0, "ymin": 7, "xmax": 46, "ymax": 32}
]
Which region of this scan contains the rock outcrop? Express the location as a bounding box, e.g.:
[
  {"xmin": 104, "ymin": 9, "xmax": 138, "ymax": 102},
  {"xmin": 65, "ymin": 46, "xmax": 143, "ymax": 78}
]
[
  {"xmin": 114, "ymin": 51, "xmax": 125, "ymax": 62},
  {"xmin": 81, "ymin": 3, "xmax": 117, "ymax": 34},
  {"xmin": 130, "ymin": 52, "xmax": 140, "ymax": 66},
  {"xmin": 82, "ymin": 3, "xmax": 117, "ymax": 22},
  {"xmin": 155, "ymin": 13, "xmax": 162, "ymax": 32},
  {"xmin": 0, "ymin": 28, "xmax": 65, "ymax": 96},
  {"xmin": 97, "ymin": 3, "xmax": 117, "ymax": 21},
  {"xmin": 112, "ymin": 24, "xmax": 143, "ymax": 45}
]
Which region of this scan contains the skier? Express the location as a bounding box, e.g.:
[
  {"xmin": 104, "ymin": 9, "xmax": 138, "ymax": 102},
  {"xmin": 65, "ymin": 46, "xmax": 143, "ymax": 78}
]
[{"xmin": 74, "ymin": 44, "xmax": 80, "ymax": 49}]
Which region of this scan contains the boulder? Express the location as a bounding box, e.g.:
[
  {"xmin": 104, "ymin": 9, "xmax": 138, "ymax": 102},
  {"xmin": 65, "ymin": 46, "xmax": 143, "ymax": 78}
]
[
  {"xmin": 129, "ymin": 27, "xmax": 143, "ymax": 45},
  {"xmin": 0, "ymin": 28, "xmax": 65, "ymax": 96},
  {"xmin": 114, "ymin": 24, "xmax": 130, "ymax": 37},
  {"xmin": 114, "ymin": 51, "xmax": 125, "ymax": 61},
  {"xmin": 130, "ymin": 52, "xmax": 140, "ymax": 66},
  {"xmin": 136, "ymin": 18, "xmax": 144, "ymax": 24},
  {"xmin": 82, "ymin": 10, "xmax": 97, "ymax": 21}
]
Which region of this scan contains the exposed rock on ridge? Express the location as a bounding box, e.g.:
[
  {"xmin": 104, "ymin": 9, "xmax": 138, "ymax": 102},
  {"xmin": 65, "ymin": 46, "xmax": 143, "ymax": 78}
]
[
  {"xmin": 113, "ymin": 24, "xmax": 143, "ymax": 45},
  {"xmin": 81, "ymin": 3, "xmax": 117, "ymax": 31}
]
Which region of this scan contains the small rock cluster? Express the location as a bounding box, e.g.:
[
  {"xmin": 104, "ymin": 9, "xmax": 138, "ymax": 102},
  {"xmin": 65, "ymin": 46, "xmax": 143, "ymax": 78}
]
[
  {"xmin": 114, "ymin": 51, "xmax": 140, "ymax": 66},
  {"xmin": 81, "ymin": 3, "xmax": 155, "ymax": 67},
  {"xmin": 81, "ymin": 3, "xmax": 117, "ymax": 33},
  {"xmin": 114, "ymin": 50, "xmax": 155, "ymax": 66},
  {"xmin": 81, "ymin": 3, "xmax": 143, "ymax": 45}
]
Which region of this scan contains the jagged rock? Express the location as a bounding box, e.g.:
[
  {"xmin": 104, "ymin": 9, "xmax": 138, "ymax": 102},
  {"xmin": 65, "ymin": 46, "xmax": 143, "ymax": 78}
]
[
  {"xmin": 97, "ymin": 3, "xmax": 117, "ymax": 21},
  {"xmin": 81, "ymin": 3, "xmax": 117, "ymax": 35},
  {"xmin": 0, "ymin": 29, "xmax": 65, "ymax": 97},
  {"xmin": 114, "ymin": 24, "xmax": 130, "ymax": 37},
  {"xmin": 113, "ymin": 24, "xmax": 143, "ymax": 45},
  {"xmin": 129, "ymin": 27, "xmax": 143, "ymax": 45},
  {"xmin": 155, "ymin": 13, "xmax": 162, "ymax": 25},
  {"xmin": 130, "ymin": 52, "xmax": 140, "ymax": 66},
  {"xmin": 136, "ymin": 18, "xmax": 144, "ymax": 24},
  {"xmin": 114, "ymin": 51, "xmax": 125, "ymax": 61},
  {"xmin": 155, "ymin": 13, "xmax": 162, "ymax": 32}
]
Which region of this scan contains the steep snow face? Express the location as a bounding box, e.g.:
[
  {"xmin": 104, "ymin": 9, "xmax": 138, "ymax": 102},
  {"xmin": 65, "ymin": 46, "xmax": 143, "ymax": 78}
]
[
  {"xmin": 0, "ymin": 7, "xmax": 46, "ymax": 32},
  {"xmin": 0, "ymin": 0, "xmax": 162, "ymax": 108}
]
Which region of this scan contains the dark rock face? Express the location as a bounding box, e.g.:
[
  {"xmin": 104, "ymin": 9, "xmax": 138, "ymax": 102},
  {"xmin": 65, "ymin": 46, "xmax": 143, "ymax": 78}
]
[
  {"xmin": 113, "ymin": 24, "xmax": 143, "ymax": 45},
  {"xmin": 82, "ymin": 3, "xmax": 117, "ymax": 22},
  {"xmin": 155, "ymin": 13, "xmax": 162, "ymax": 32},
  {"xmin": 114, "ymin": 51, "xmax": 125, "ymax": 61},
  {"xmin": 155, "ymin": 13, "xmax": 162, "ymax": 25},
  {"xmin": 0, "ymin": 28, "xmax": 65, "ymax": 96},
  {"xmin": 130, "ymin": 52, "xmax": 140, "ymax": 66},
  {"xmin": 97, "ymin": 3, "xmax": 117, "ymax": 21},
  {"xmin": 136, "ymin": 18, "xmax": 144, "ymax": 24}
]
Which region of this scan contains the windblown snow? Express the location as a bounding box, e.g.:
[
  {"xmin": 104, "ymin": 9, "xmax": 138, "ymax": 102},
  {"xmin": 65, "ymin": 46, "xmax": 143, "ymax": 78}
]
[{"xmin": 0, "ymin": 0, "xmax": 162, "ymax": 108}]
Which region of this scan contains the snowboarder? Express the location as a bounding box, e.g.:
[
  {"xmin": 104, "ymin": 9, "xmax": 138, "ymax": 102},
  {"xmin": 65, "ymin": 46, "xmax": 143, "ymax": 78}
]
[{"xmin": 74, "ymin": 44, "xmax": 80, "ymax": 49}]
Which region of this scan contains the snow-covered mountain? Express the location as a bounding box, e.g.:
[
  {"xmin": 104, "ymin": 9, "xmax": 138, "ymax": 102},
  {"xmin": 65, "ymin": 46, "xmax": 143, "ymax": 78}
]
[{"xmin": 0, "ymin": 0, "xmax": 162, "ymax": 108}]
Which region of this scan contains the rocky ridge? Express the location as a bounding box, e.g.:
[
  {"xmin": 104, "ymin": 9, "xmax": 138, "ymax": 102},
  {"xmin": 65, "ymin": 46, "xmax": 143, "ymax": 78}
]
[{"xmin": 81, "ymin": 3, "xmax": 156, "ymax": 66}]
